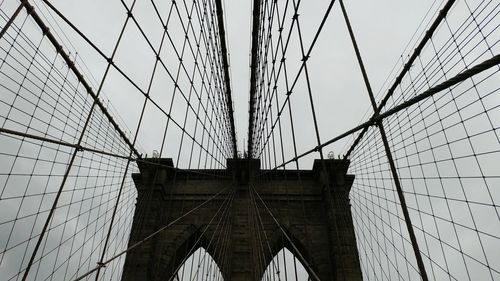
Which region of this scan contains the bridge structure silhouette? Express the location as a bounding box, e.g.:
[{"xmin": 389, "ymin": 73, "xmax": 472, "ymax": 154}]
[{"xmin": 0, "ymin": 0, "xmax": 498, "ymax": 280}]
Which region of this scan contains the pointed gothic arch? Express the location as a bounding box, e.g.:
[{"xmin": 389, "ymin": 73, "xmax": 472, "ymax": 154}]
[
  {"xmin": 261, "ymin": 247, "xmax": 310, "ymax": 281},
  {"xmin": 174, "ymin": 247, "xmax": 225, "ymax": 281},
  {"xmin": 257, "ymin": 225, "xmax": 322, "ymax": 280},
  {"xmin": 159, "ymin": 225, "xmax": 227, "ymax": 280}
]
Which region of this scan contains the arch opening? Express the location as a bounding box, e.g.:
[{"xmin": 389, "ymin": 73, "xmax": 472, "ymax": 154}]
[
  {"xmin": 173, "ymin": 247, "xmax": 224, "ymax": 281},
  {"xmin": 261, "ymin": 248, "xmax": 310, "ymax": 281}
]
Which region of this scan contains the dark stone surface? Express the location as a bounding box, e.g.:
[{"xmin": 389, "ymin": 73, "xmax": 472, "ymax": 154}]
[{"xmin": 122, "ymin": 158, "xmax": 362, "ymax": 281}]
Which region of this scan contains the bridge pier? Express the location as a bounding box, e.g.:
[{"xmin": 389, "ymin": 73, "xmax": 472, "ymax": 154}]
[{"xmin": 121, "ymin": 158, "xmax": 362, "ymax": 280}]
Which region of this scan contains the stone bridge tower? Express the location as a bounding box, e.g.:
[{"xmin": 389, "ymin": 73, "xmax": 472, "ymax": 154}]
[{"xmin": 121, "ymin": 158, "xmax": 362, "ymax": 280}]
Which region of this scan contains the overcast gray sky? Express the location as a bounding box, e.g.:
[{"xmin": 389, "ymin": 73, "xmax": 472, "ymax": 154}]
[
  {"xmin": 0, "ymin": 0, "xmax": 498, "ymax": 280},
  {"xmin": 225, "ymin": 0, "xmax": 445, "ymax": 156},
  {"xmin": 12, "ymin": 0, "xmax": 446, "ymax": 159}
]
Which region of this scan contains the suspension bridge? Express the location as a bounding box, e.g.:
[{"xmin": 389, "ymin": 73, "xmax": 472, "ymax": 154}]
[{"xmin": 0, "ymin": 0, "xmax": 498, "ymax": 280}]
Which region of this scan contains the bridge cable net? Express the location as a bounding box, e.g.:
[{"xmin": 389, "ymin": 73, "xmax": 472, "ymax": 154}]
[
  {"xmin": 0, "ymin": 0, "xmax": 236, "ymax": 279},
  {"xmin": 0, "ymin": 0, "xmax": 498, "ymax": 280},
  {"xmin": 247, "ymin": 0, "xmax": 499, "ymax": 280}
]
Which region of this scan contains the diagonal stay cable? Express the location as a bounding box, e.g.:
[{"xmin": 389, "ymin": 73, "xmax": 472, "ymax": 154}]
[
  {"xmin": 260, "ymin": 53, "xmax": 499, "ymax": 174},
  {"xmin": 338, "ymin": 0, "xmax": 429, "ymax": 278},
  {"xmin": 253, "ymin": 0, "xmax": 461, "ymax": 164},
  {"xmin": 38, "ymin": 0, "xmax": 231, "ymax": 165},
  {"xmin": 185, "ymin": 189, "xmax": 233, "ymax": 281},
  {"xmin": 249, "ymin": 182, "xmax": 282, "ymax": 281},
  {"xmin": 122, "ymin": 0, "xmax": 235, "ymax": 160},
  {"xmin": 0, "ymin": 2, "xmax": 24, "ymax": 40},
  {"xmin": 249, "ymin": 184, "xmax": 321, "ymax": 281},
  {"xmin": 73, "ymin": 184, "xmax": 232, "ymax": 281},
  {"xmin": 167, "ymin": 189, "xmax": 234, "ymax": 281},
  {"xmin": 18, "ymin": 0, "xmax": 140, "ymax": 278},
  {"xmin": 17, "ymin": 0, "xmax": 141, "ymax": 158},
  {"xmin": 249, "ymin": 0, "xmax": 342, "ymax": 156},
  {"xmin": 344, "ymin": 0, "xmax": 456, "ymax": 158},
  {"xmin": 0, "ymin": 127, "xmax": 229, "ymax": 180}
]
